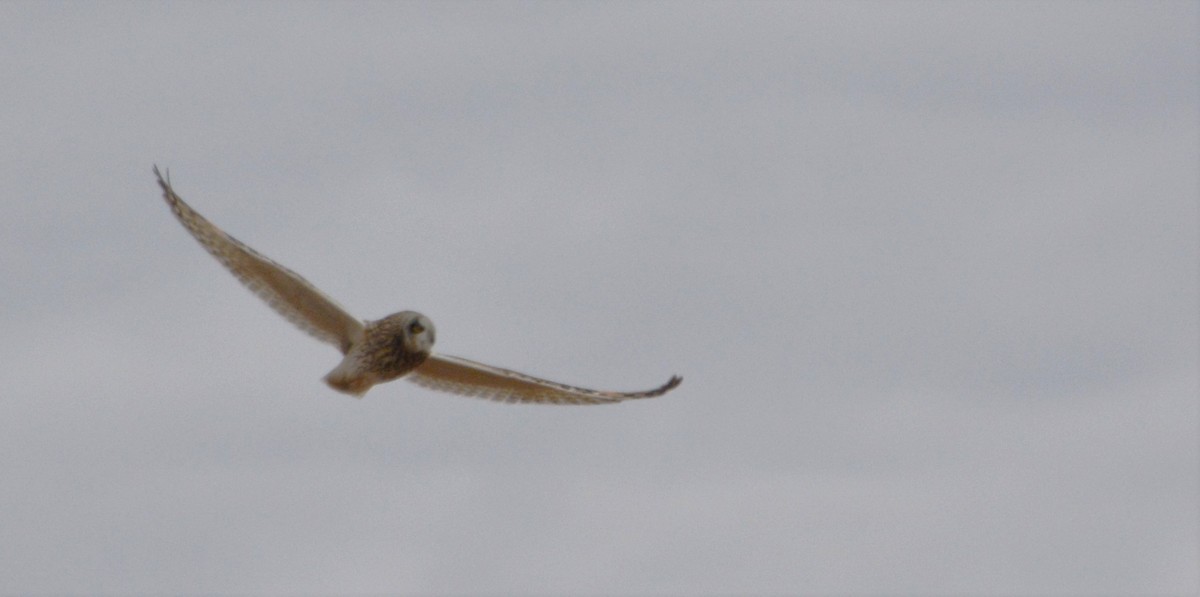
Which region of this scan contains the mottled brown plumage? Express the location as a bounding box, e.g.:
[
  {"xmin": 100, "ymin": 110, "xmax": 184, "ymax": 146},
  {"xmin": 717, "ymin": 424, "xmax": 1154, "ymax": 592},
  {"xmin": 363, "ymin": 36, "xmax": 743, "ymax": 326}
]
[
  {"xmin": 324, "ymin": 312, "xmax": 433, "ymax": 396},
  {"xmin": 155, "ymin": 166, "xmax": 681, "ymax": 403}
]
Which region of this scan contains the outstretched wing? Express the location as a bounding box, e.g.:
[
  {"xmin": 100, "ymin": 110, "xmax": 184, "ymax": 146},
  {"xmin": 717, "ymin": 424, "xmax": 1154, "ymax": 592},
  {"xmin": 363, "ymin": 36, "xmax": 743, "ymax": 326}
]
[
  {"xmin": 407, "ymin": 353, "xmax": 681, "ymax": 405},
  {"xmin": 154, "ymin": 166, "xmax": 364, "ymax": 353}
]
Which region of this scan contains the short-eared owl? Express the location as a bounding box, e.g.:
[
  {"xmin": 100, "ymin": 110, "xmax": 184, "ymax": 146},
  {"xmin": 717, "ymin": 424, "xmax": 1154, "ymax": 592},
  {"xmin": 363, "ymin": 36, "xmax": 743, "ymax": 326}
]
[{"xmin": 154, "ymin": 167, "xmax": 681, "ymax": 404}]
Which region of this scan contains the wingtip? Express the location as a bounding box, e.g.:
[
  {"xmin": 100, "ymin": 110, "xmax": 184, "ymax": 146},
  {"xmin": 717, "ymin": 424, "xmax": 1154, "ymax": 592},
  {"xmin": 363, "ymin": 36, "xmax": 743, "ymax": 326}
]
[
  {"xmin": 152, "ymin": 164, "xmax": 170, "ymax": 190},
  {"xmin": 642, "ymin": 374, "xmax": 682, "ymax": 398}
]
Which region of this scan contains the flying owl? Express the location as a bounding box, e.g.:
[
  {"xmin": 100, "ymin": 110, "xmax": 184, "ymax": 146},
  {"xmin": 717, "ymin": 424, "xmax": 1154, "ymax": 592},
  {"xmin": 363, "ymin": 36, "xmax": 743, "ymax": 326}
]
[{"xmin": 153, "ymin": 166, "xmax": 681, "ymax": 404}]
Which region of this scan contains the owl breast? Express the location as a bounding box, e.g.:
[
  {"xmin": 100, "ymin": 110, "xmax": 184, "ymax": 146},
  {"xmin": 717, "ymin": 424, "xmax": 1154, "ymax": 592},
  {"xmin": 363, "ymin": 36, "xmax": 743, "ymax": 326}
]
[
  {"xmin": 371, "ymin": 342, "xmax": 430, "ymax": 382},
  {"xmin": 323, "ymin": 314, "xmax": 432, "ymax": 396},
  {"xmin": 360, "ymin": 317, "xmax": 430, "ymax": 382}
]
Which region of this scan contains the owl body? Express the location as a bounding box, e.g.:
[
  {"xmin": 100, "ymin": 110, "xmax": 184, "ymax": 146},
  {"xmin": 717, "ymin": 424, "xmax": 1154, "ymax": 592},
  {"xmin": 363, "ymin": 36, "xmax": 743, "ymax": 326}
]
[
  {"xmin": 325, "ymin": 311, "xmax": 434, "ymax": 396},
  {"xmin": 154, "ymin": 166, "xmax": 681, "ymax": 405}
]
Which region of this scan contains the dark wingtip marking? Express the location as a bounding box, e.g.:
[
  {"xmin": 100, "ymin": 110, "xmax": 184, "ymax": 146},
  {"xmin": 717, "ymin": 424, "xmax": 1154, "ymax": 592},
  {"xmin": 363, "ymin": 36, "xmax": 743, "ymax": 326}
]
[
  {"xmin": 627, "ymin": 374, "xmax": 682, "ymax": 399},
  {"xmin": 656, "ymin": 375, "xmax": 682, "ymax": 395},
  {"xmin": 152, "ymin": 165, "xmax": 175, "ymax": 200}
]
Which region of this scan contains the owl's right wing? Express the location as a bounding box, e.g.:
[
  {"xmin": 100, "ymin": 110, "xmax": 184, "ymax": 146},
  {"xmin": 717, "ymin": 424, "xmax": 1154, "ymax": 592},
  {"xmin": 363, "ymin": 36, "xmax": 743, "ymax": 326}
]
[
  {"xmin": 407, "ymin": 353, "xmax": 681, "ymax": 405},
  {"xmin": 154, "ymin": 166, "xmax": 364, "ymax": 354}
]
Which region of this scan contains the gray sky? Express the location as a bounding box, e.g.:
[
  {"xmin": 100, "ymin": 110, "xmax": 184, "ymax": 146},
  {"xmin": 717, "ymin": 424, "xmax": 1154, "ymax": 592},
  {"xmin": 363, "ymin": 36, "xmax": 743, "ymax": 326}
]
[{"xmin": 2, "ymin": 2, "xmax": 1196, "ymax": 594}]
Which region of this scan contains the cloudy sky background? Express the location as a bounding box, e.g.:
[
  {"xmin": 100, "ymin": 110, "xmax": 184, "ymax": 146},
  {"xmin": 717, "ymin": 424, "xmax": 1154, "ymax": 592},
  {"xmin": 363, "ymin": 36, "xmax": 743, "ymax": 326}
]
[{"xmin": 1, "ymin": 2, "xmax": 1196, "ymax": 594}]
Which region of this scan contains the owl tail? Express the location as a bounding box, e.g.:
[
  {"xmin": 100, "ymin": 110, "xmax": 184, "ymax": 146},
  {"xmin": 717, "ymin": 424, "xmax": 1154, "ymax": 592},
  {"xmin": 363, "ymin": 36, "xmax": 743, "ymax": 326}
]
[{"xmin": 324, "ymin": 356, "xmax": 372, "ymax": 397}]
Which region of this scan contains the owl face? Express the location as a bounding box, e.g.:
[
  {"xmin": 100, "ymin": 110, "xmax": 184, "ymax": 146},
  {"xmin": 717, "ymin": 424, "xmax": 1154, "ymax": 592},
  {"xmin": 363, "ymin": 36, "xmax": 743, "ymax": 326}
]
[{"xmin": 384, "ymin": 310, "xmax": 436, "ymax": 355}]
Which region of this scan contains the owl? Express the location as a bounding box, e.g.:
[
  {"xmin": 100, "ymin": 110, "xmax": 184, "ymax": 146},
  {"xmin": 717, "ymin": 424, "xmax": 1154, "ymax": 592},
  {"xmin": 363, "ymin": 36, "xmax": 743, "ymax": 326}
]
[{"xmin": 153, "ymin": 166, "xmax": 681, "ymax": 404}]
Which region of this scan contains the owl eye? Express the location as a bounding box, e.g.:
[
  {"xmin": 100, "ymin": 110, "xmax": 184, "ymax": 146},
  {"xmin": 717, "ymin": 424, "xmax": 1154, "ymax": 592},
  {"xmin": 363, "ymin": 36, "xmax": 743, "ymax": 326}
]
[{"xmin": 409, "ymin": 321, "xmax": 425, "ymax": 335}]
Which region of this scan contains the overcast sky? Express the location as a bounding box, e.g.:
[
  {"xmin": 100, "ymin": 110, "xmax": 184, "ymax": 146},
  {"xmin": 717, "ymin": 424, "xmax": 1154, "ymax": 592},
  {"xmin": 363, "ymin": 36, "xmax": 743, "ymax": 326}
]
[{"xmin": 1, "ymin": 2, "xmax": 1196, "ymax": 595}]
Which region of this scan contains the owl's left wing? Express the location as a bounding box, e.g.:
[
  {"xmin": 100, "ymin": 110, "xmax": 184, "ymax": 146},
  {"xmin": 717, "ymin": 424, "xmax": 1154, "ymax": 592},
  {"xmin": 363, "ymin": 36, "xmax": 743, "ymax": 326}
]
[
  {"xmin": 407, "ymin": 353, "xmax": 681, "ymax": 405},
  {"xmin": 154, "ymin": 166, "xmax": 365, "ymax": 353}
]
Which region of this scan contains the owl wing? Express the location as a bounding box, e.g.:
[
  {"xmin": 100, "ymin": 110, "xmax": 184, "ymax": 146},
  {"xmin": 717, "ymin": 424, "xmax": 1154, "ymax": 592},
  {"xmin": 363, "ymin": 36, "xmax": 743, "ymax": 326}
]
[
  {"xmin": 407, "ymin": 353, "xmax": 681, "ymax": 405},
  {"xmin": 154, "ymin": 166, "xmax": 365, "ymax": 354}
]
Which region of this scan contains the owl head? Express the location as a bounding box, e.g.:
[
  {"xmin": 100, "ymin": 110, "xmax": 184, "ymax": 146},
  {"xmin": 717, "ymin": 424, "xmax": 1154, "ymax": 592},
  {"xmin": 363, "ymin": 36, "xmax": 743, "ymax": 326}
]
[{"xmin": 383, "ymin": 310, "xmax": 436, "ymax": 355}]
